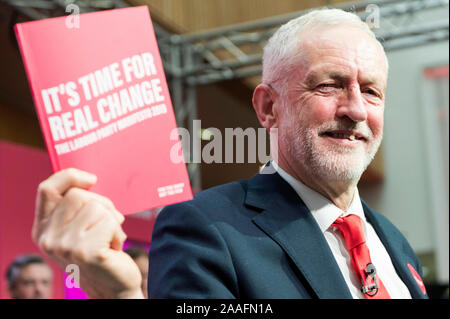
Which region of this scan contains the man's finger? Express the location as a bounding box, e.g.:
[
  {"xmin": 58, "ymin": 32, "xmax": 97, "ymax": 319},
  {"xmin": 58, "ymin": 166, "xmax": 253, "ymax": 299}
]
[
  {"xmin": 66, "ymin": 203, "xmax": 126, "ymax": 262},
  {"xmin": 88, "ymin": 216, "xmax": 128, "ymax": 257},
  {"xmin": 35, "ymin": 168, "xmax": 97, "ymax": 222},
  {"xmin": 33, "ymin": 168, "xmax": 98, "ymax": 243},
  {"xmin": 45, "ymin": 168, "xmax": 97, "ymax": 195},
  {"xmin": 50, "ymin": 188, "xmax": 123, "ymax": 229}
]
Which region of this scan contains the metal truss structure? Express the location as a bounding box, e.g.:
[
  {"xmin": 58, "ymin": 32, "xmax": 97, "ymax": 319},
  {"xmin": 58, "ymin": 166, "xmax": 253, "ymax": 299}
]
[{"xmin": 3, "ymin": 0, "xmax": 449, "ymax": 189}]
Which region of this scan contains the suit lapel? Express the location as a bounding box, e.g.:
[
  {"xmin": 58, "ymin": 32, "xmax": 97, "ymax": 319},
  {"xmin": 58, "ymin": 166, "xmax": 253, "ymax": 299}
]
[
  {"xmin": 245, "ymin": 172, "xmax": 352, "ymax": 299},
  {"xmin": 363, "ymin": 202, "xmax": 428, "ymax": 299}
]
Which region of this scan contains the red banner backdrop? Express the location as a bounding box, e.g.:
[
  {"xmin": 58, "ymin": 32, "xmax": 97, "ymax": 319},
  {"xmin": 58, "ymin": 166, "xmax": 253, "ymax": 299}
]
[
  {"xmin": 0, "ymin": 140, "xmax": 156, "ymax": 298},
  {"xmin": 0, "ymin": 140, "xmax": 64, "ymax": 298}
]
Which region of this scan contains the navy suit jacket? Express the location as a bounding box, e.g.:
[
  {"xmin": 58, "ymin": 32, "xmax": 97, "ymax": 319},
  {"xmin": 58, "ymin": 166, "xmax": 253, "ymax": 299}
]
[{"xmin": 148, "ymin": 171, "xmax": 428, "ymax": 299}]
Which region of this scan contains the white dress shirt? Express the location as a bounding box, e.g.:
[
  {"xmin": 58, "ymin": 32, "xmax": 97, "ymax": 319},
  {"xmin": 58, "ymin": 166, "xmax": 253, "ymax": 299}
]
[{"xmin": 271, "ymin": 161, "xmax": 412, "ymax": 299}]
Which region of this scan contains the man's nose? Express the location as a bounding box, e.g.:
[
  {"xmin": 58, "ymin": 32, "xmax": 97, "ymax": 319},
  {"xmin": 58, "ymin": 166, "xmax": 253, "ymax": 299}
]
[
  {"xmin": 33, "ymin": 283, "xmax": 46, "ymax": 297},
  {"xmin": 336, "ymin": 86, "xmax": 368, "ymax": 122}
]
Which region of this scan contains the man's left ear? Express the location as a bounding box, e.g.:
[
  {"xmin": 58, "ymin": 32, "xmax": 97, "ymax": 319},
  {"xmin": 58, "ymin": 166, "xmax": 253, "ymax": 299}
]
[{"xmin": 252, "ymin": 83, "xmax": 278, "ymax": 131}]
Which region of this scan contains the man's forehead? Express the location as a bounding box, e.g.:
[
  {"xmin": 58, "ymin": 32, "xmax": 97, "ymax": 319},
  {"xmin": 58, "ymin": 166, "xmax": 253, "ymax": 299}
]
[
  {"xmin": 20, "ymin": 263, "xmax": 52, "ymax": 276},
  {"xmin": 297, "ymin": 27, "xmax": 387, "ymax": 88}
]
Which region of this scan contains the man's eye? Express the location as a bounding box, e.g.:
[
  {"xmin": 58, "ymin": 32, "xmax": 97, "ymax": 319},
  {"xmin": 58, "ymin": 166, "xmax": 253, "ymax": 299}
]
[
  {"xmin": 362, "ymin": 88, "xmax": 380, "ymax": 97},
  {"xmin": 316, "ymin": 83, "xmax": 338, "ymax": 92},
  {"xmin": 22, "ymin": 280, "xmax": 34, "ymax": 286}
]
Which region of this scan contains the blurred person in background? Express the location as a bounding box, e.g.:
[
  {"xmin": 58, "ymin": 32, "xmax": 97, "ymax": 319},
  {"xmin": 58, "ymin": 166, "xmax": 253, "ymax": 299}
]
[
  {"xmin": 6, "ymin": 254, "xmax": 53, "ymax": 299},
  {"xmin": 124, "ymin": 246, "xmax": 149, "ymax": 299}
]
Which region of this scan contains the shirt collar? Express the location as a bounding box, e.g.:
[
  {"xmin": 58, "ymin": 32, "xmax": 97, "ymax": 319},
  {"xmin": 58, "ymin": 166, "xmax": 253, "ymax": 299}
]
[{"xmin": 271, "ymin": 161, "xmax": 366, "ymax": 233}]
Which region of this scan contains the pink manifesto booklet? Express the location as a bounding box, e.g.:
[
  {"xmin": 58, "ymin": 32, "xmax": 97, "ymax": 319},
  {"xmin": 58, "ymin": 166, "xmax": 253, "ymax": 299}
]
[{"xmin": 15, "ymin": 6, "xmax": 192, "ymax": 215}]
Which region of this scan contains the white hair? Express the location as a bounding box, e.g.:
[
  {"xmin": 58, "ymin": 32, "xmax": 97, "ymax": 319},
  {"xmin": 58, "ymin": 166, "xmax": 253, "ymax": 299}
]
[{"xmin": 262, "ymin": 8, "xmax": 387, "ymax": 92}]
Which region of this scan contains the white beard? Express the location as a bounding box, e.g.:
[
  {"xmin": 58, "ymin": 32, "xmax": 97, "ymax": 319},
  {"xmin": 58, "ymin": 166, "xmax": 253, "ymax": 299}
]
[{"xmin": 286, "ymin": 122, "xmax": 382, "ymax": 182}]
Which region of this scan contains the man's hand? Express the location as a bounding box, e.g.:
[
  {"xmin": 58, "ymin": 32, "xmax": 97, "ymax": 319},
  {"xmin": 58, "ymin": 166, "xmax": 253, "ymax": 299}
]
[{"xmin": 32, "ymin": 168, "xmax": 144, "ymax": 299}]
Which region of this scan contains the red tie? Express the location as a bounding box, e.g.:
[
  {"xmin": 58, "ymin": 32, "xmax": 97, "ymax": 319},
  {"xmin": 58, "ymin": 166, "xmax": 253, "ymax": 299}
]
[{"xmin": 332, "ymin": 214, "xmax": 391, "ymax": 299}]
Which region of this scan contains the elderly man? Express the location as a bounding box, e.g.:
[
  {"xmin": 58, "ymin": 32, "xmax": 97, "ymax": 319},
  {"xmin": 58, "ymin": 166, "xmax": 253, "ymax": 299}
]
[
  {"xmin": 32, "ymin": 9, "xmax": 428, "ymax": 299},
  {"xmin": 6, "ymin": 254, "xmax": 53, "ymax": 299}
]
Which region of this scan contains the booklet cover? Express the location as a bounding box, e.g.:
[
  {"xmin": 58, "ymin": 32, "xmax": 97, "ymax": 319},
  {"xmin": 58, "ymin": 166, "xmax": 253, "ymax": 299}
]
[{"xmin": 15, "ymin": 6, "xmax": 192, "ymax": 215}]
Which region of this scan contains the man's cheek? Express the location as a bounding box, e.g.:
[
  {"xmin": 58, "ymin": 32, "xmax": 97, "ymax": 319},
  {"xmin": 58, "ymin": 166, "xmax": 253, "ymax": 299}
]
[
  {"xmin": 368, "ymin": 114, "xmax": 384, "ymax": 138},
  {"xmin": 309, "ymin": 98, "xmax": 338, "ymax": 121}
]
